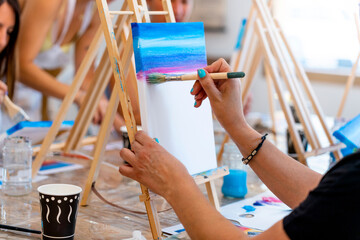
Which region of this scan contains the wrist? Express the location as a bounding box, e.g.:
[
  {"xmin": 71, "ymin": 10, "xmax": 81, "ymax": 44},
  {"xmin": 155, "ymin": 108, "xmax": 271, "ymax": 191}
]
[
  {"xmin": 229, "ymin": 125, "xmax": 263, "ymax": 159},
  {"xmin": 165, "ymin": 177, "xmax": 198, "ymax": 206},
  {"xmin": 75, "ymin": 91, "xmax": 85, "ymax": 106}
]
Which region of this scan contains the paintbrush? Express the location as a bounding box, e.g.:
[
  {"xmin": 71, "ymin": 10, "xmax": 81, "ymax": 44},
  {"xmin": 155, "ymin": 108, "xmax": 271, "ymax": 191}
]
[
  {"xmin": 146, "ymin": 71, "xmax": 245, "ymax": 84},
  {"xmin": 0, "ymin": 223, "xmax": 41, "ymax": 235},
  {"xmin": 3, "ymin": 95, "xmax": 30, "ymax": 122}
]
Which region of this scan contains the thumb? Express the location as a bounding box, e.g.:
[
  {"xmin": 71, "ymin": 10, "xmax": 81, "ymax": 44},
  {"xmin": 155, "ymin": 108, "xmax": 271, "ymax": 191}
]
[{"xmin": 197, "ymin": 69, "xmax": 220, "ymax": 102}]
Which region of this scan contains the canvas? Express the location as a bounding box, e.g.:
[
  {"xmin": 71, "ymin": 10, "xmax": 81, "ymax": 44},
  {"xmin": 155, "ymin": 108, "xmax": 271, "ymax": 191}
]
[
  {"xmin": 132, "ymin": 22, "xmax": 217, "ymax": 175},
  {"xmin": 0, "ymin": 121, "xmax": 74, "ymax": 145}
]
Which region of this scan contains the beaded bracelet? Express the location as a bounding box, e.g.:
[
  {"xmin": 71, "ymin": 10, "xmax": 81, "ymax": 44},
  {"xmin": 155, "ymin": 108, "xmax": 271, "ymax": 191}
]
[{"xmin": 242, "ymin": 133, "xmax": 268, "ymax": 165}]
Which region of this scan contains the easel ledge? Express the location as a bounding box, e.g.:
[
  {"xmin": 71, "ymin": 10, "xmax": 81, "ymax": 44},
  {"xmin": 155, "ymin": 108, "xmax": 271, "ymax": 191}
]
[{"xmin": 193, "ymin": 166, "xmax": 229, "ymax": 185}]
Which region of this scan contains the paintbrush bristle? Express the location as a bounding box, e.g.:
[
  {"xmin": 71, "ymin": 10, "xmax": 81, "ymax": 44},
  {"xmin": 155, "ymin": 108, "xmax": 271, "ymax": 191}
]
[{"xmin": 146, "ymin": 73, "xmax": 167, "ymax": 84}]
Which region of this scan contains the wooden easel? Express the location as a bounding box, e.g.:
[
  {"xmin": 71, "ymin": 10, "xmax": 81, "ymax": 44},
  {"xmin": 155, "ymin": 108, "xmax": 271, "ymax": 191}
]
[
  {"xmin": 337, "ymin": 12, "xmax": 360, "ymax": 118},
  {"xmin": 31, "ymin": 0, "xmax": 136, "ymax": 177},
  {"xmin": 218, "ymin": 0, "xmax": 342, "ymax": 165},
  {"xmin": 82, "ymin": 1, "xmax": 228, "ymax": 239},
  {"xmin": 31, "ymin": 0, "xmax": 228, "ymax": 239}
]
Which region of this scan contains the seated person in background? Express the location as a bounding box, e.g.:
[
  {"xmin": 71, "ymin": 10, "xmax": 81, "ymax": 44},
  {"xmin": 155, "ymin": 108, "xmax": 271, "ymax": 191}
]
[
  {"xmin": 0, "ymin": 0, "xmax": 20, "ymax": 131},
  {"xmin": 119, "ymin": 58, "xmax": 360, "ymax": 239},
  {"xmin": 147, "ymin": 0, "xmax": 194, "ymax": 23},
  {"xmin": 16, "ymin": 0, "xmax": 117, "ymax": 124}
]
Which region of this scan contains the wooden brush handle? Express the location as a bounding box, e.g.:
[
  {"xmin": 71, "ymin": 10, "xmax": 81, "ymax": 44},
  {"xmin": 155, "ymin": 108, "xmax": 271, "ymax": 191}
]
[
  {"xmin": 181, "ymin": 72, "xmax": 245, "ymax": 81},
  {"xmin": 181, "ymin": 72, "xmax": 228, "ymax": 80}
]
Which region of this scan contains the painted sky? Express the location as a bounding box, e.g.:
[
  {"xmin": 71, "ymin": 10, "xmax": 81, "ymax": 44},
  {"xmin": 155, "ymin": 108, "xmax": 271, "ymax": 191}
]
[{"xmin": 131, "ymin": 22, "xmax": 207, "ymax": 81}]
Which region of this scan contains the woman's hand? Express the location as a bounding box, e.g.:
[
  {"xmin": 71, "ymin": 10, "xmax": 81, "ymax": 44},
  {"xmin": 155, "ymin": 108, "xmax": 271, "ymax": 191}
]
[
  {"xmin": 0, "ymin": 81, "xmax": 7, "ymax": 104},
  {"xmin": 75, "ymin": 91, "xmax": 108, "ymax": 125},
  {"xmin": 191, "ymin": 58, "xmax": 247, "ymax": 131},
  {"xmin": 119, "ymin": 131, "xmax": 195, "ymax": 202},
  {"xmin": 92, "ymin": 96, "xmax": 108, "ymax": 125}
]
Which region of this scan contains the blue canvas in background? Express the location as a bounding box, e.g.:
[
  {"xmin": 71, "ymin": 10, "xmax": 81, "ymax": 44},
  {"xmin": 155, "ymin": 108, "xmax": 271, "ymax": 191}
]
[{"xmin": 333, "ymin": 114, "xmax": 360, "ymax": 156}]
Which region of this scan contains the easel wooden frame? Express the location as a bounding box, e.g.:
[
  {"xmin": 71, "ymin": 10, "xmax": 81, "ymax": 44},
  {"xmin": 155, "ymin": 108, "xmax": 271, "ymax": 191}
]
[
  {"xmin": 337, "ymin": 12, "xmax": 360, "ymax": 118},
  {"xmin": 31, "ymin": 0, "xmax": 228, "ymax": 239},
  {"xmin": 85, "ymin": 2, "xmax": 228, "ymax": 239},
  {"xmin": 218, "ymin": 0, "xmax": 342, "ymax": 165}
]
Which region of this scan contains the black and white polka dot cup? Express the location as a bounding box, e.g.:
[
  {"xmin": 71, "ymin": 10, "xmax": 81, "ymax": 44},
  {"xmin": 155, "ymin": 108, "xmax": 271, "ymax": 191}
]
[{"xmin": 38, "ymin": 184, "xmax": 82, "ymax": 240}]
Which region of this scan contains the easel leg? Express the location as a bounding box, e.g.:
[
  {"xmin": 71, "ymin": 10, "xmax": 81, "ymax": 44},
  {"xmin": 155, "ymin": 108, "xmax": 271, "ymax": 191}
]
[
  {"xmin": 205, "ymin": 180, "xmax": 220, "ymax": 211},
  {"xmin": 265, "ymin": 63, "xmax": 277, "ymax": 140},
  {"xmin": 254, "ymin": 19, "xmax": 306, "ymax": 164},
  {"xmin": 81, "ymin": 87, "xmax": 119, "ymax": 206},
  {"xmin": 274, "ymin": 20, "xmax": 341, "ymax": 160},
  {"xmin": 32, "ymin": 27, "xmax": 104, "ymax": 178},
  {"xmin": 337, "ymin": 51, "xmax": 360, "ymax": 118},
  {"xmin": 217, "ymin": 134, "xmax": 229, "ymax": 166},
  {"xmin": 64, "ymin": 45, "xmax": 109, "ymax": 152}
]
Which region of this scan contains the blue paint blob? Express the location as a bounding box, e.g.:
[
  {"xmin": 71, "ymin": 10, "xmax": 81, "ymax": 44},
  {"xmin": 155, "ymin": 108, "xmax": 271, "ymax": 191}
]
[
  {"xmin": 221, "ymin": 169, "xmax": 247, "ymax": 198},
  {"xmin": 253, "ymin": 201, "xmax": 264, "ymax": 206},
  {"xmin": 242, "ymin": 205, "xmax": 256, "ymax": 212}
]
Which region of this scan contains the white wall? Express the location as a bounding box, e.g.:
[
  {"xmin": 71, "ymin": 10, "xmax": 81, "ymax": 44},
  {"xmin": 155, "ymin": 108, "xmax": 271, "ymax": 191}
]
[{"xmin": 192, "ymin": 0, "xmax": 252, "ymax": 59}]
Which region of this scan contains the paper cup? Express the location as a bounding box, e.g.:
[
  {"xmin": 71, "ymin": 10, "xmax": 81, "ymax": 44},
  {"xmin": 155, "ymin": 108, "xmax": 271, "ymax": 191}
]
[{"xmin": 38, "ymin": 184, "xmax": 82, "ymax": 240}]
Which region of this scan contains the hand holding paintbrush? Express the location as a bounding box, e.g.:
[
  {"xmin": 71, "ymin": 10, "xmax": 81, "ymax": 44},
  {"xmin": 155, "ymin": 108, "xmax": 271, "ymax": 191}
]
[{"xmin": 146, "ymin": 71, "xmax": 245, "ymax": 84}]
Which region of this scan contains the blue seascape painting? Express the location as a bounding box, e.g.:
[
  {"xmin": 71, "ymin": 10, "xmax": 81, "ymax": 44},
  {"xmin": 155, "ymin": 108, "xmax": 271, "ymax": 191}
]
[
  {"xmin": 130, "ymin": 22, "xmax": 217, "ymax": 175},
  {"xmin": 131, "ymin": 22, "xmax": 207, "ymax": 81}
]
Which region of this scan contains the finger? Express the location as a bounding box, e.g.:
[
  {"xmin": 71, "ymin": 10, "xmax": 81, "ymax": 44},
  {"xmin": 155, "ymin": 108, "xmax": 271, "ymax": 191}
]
[
  {"xmin": 131, "ymin": 140, "xmax": 142, "ymax": 153},
  {"xmin": 120, "ymin": 148, "xmax": 136, "ymax": 166},
  {"xmin": 0, "ymin": 81, "xmax": 8, "ymax": 92},
  {"xmin": 119, "ymin": 164, "xmax": 136, "ymax": 179},
  {"xmin": 195, "ymin": 89, "xmax": 206, "ymax": 101},
  {"xmin": 197, "ymin": 69, "xmax": 221, "ymax": 102},
  {"xmin": 134, "ymin": 130, "xmax": 153, "ymax": 145},
  {"xmin": 190, "ymin": 80, "xmax": 202, "ymax": 96},
  {"xmin": 204, "ymin": 58, "xmax": 231, "ymax": 74},
  {"xmin": 194, "ymin": 94, "xmax": 208, "ymax": 108},
  {"xmin": 93, "ymin": 110, "xmax": 100, "ymax": 124}
]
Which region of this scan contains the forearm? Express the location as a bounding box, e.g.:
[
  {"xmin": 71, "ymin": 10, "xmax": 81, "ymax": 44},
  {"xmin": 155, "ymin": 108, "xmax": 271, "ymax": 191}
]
[
  {"xmin": 19, "ymin": 63, "xmax": 84, "ymax": 105},
  {"xmin": 167, "ymin": 179, "xmax": 248, "ymax": 240},
  {"xmin": 227, "ymin": 123, "xmax": 322, "ymax": 209}
]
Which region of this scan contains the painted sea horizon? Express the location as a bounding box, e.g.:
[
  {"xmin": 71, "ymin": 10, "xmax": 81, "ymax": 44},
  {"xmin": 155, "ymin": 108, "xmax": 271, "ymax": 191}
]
[{"xmin": 131, "ymin": 22, "xmax": 207, "ymax": 81}]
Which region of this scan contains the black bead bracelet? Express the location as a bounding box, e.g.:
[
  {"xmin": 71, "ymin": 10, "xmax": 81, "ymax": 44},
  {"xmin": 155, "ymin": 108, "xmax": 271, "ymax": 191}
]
[{"xmin": 242, "ymin": 133, "xmax": 268, "ymax": 165}]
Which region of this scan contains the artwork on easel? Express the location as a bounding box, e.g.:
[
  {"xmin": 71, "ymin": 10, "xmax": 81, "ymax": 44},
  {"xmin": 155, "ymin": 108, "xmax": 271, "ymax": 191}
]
[{"xmin": 132, "ymin": 22, "xmax": 217, "ymax": 175}]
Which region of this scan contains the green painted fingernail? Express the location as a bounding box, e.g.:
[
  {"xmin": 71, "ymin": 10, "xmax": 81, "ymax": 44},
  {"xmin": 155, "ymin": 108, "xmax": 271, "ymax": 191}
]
[
  {"xmin": 197, "ymin": 69, "xmax": 206, "ymax": 78},
  {"xmin": 190, "ymin": 87, "xmax": 194, "ymax": 93},
  {"xmin": 194, "ymin": 101, "xmax": 197, "ymax": 107},
  {"xmin": 154, "ymin": 138, "xmax": 159, "ymax": 143}
]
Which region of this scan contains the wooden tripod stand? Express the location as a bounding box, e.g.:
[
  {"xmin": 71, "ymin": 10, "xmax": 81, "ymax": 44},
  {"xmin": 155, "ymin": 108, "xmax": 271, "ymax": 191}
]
[
  {"xmin": 218, "ymin": 0, "xmax": 342, "ymax": 165},
  {"xmin": 337, "ymin": 12, "xmax": 360, "ymax": 118},
  {"xmin": 32, "ymin": 0, "xmax": 228, "ymax": 239}
]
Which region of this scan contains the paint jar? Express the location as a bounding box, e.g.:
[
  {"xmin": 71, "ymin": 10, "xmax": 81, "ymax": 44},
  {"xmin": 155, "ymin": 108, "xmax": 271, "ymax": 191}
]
[
  {"xmin": 221, "ymin": 141, "xmax": 248, "ymax": 198},
  {"xmin": 120, "ymin": 125, "xmax": 143, "ymax": 150},
  {"xmin": 2, "ymin": 136, "xmax": 32, "ymax": 196}
]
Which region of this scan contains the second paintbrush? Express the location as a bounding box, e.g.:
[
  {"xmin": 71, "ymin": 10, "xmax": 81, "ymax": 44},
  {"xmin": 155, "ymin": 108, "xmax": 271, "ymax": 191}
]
[{"xmin": 147, "ymin": 71, "xmax": 245, "ymax": 84}]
